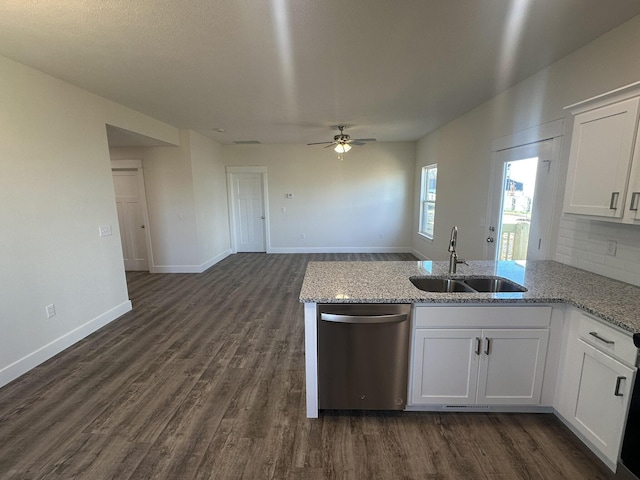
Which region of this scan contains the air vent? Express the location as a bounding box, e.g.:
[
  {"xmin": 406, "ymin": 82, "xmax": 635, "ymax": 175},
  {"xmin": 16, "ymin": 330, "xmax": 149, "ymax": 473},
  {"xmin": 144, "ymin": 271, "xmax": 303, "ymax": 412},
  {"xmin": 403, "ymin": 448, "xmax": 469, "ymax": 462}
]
[{"xmin": 233, "ymin": 140, "xmax": 261, "ymax": 144}]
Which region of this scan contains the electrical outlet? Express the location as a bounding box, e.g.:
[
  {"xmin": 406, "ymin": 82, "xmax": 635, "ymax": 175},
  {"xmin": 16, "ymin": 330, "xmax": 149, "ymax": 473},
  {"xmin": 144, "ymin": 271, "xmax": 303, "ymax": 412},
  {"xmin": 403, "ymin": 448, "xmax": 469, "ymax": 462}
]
[
  {"xmin": 45, "ymin": 304, "xmax": 56, "ymax": 319},
  {"xmin": 300, "ymin": 233, "xmax": 306, "ymax": 240},
  {"xmin": 379, "ymin": 233, "xmax": 384, "ymax": 239},
  {"xmin": 99, "ymin": 225, "xmax": 112, "ymax": 237},
  {"xmin": 606, "ymin": 240, "xmax": 617, "ymax": 256}
]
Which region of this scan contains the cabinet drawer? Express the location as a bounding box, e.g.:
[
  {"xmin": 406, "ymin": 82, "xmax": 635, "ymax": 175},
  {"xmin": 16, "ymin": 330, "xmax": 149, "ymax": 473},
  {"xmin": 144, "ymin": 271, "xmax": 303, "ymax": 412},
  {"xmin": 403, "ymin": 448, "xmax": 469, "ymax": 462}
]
[
  {"xmin": 578, "ymin": 314, "xmax": 638, "ymax": 366},
  {"xmin": 414, "ymin": 305, "xmax": 551, "ymax": 328}
]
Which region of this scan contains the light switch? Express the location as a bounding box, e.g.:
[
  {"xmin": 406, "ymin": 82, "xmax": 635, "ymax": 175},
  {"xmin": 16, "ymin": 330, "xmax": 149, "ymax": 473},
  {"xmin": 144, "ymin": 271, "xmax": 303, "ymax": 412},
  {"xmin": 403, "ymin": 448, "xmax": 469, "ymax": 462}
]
[{"xmin": 99, "ymin": 225, "xmax": 112, "ymax": 237}]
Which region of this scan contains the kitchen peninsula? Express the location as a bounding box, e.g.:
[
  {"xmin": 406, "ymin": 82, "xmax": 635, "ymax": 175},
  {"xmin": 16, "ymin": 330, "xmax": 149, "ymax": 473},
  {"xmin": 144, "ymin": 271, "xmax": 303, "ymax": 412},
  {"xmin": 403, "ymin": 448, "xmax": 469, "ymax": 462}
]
[{"xmin": 300, "ymin": 259, "xmax": 640, "ymax": 472}]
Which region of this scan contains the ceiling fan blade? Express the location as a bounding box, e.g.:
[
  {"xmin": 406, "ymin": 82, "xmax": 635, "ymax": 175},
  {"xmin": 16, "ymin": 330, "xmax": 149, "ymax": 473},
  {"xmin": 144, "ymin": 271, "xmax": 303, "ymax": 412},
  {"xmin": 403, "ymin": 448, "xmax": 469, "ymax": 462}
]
[
  {"xmin": 351, "ymin": 138, "xmax": 377, "ymax": 142},
  {"xmin": 323, "ymin": 143, "xmax": 337, "ymax": 148},
  {"xmin": 307, "ymin": 141, "xmax": 334, "ymax": 145},
  {"xmin": 350, "ymin": 141, "xmax": 366, "ymax": 146}
]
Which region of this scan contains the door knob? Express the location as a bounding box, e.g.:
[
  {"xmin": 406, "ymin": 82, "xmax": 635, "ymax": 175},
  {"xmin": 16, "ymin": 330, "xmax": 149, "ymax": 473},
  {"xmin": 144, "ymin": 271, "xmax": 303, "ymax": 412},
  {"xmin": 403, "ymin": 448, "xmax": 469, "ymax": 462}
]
[
  {"xmin": 486, "ymin": 237, "xmax": 494, "ymax": 243},
  {"xmin": 141, "ymin": 225, "xmax": 145, "ymax": 229},
  {"xmin": 261, "ymin": 215, "xmax": 265, "ymax": 219}
]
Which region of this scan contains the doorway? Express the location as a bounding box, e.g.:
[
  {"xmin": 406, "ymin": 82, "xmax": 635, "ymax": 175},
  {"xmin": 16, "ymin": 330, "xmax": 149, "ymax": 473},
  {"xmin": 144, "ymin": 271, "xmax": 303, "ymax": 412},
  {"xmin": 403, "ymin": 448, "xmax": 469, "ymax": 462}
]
[
  {"xmin": 111, "ymin": 160, "xmax": 153, "ymax": 271},
  {"xmin": 226, "ymin": 166, "xmax": 270, "ymax": 253},
  {"xmin": 487, "ymin": 139, "xmax": 559, "ymax": 261}
]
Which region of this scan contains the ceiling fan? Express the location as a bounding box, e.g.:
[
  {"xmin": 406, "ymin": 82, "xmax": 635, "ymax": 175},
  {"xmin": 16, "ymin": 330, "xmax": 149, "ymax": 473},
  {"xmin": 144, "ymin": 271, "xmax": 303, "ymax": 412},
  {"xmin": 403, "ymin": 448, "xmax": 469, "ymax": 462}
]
[{"xmin": 307, "ymin": 126, "xmax": 376, "ymax": 158}]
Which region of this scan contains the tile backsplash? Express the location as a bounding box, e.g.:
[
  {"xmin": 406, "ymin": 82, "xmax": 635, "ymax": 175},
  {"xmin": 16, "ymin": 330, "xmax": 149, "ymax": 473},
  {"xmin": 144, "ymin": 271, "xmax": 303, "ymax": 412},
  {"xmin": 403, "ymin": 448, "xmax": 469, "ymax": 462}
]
[{"xmin": 555, "ymin": 215, "xmax": 640, "ymax": 287}]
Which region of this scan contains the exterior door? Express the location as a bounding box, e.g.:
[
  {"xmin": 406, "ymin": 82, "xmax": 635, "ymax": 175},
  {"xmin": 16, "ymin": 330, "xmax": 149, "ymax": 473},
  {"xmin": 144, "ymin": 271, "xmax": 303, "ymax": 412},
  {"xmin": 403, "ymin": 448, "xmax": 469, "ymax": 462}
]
[
  {"xmin": 232, "ymin": 173, "xmax": 266, "ymax": 252},
  {"xmin": 112, "ymin": 170, "xmax": 149, "ymax": 271},
  {"xmin": 487, "ymin": 139, "xmax": 558, "ymax": 261}
]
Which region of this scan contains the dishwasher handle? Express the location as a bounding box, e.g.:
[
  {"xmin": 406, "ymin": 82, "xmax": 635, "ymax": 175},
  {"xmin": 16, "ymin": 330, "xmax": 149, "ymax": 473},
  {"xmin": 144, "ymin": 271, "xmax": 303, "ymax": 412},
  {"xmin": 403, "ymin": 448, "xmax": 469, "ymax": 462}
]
[{"xmin": 320, "ymin": 313, "xmax": 408, "ymax": 324}]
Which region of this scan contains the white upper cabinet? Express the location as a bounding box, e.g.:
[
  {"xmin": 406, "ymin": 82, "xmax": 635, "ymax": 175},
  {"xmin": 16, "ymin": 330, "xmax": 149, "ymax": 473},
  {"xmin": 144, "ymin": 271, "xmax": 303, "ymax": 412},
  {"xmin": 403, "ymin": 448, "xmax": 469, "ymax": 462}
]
[{"xmin": 564, "ymin": 82, "xmax": 640, "ymax": 223}]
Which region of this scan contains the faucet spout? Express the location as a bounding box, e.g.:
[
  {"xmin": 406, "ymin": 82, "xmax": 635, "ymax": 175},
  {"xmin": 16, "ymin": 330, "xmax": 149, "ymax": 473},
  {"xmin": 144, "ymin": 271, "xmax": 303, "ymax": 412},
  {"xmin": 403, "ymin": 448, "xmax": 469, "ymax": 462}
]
[
  {"xmin": 448, "ymin": 226, "xmax": 465, "ymax": 274},
  {"xmin": 448, "ymin": 226, "xmax": 458, "ymax": 253}
]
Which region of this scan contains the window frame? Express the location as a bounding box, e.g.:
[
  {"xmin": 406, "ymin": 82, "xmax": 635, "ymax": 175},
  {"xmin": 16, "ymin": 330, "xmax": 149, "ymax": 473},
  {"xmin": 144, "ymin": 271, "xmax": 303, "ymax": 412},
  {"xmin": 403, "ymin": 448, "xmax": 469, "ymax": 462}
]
[{"xmin": 418, "ymin": 164, "xmax": 437, "ymax": 240}]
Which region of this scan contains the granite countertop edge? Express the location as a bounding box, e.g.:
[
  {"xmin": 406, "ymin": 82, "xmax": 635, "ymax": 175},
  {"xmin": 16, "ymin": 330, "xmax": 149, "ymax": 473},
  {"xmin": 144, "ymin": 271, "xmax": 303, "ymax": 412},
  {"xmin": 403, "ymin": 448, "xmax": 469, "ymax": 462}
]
[{"xmin": 298, "ymin": 260, "xmax": 640, "ymax": 335}]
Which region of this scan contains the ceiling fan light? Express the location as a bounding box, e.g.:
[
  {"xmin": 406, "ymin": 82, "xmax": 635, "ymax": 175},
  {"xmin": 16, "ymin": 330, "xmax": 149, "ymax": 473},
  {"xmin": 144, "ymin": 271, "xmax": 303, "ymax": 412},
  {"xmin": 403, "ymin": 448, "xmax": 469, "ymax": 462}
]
[{"xmin": 334, "ymin": 143, "xmax": 351, "ymax": 153}]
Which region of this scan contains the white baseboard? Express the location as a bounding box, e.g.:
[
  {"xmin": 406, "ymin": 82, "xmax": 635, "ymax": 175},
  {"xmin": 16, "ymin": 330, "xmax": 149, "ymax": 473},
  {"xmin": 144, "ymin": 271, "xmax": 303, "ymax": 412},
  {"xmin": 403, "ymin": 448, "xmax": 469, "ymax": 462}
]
[
  {"xmin": 268, "ymin": 246, "xmax": 412, "ymax": 254},
  {"xmin": 0, "ymin": 300, "xmax": 132, "ymax": 389},
  {"xmin": 200, "ymin": 249, "xmax": 233, "ymax": 272},
  {"xmin": 153, "ymin": 249, "xmax": 233, "ymax": 273},
  {"xmin": 410, "ymin": 248, "xmax": 429, "ymax": 260}
]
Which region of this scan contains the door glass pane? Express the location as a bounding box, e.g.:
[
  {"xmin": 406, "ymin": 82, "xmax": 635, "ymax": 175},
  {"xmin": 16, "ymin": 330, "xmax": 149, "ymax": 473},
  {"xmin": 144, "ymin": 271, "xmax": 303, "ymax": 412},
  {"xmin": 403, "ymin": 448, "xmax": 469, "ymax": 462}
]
[{"xmin": 498, "ymin": 157, "xmax": 538, "ymax": 261}]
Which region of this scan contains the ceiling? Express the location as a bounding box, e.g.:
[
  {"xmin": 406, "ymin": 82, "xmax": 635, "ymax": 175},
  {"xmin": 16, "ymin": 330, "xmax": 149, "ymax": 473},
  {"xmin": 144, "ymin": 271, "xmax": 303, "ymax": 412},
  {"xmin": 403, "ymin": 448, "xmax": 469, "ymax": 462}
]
[{"xmin": 2, "ymin": 1, "xmax": 640, "ymax": 146}]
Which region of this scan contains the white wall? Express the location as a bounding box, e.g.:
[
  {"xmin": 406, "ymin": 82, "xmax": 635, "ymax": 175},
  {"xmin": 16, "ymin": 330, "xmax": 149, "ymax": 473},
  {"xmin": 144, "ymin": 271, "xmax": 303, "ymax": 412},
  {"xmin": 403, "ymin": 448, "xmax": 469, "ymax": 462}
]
[
  {"xmin": 224, "ymin": 142, "xmax": 416, "ymax": 252},
  {"xmin": 189, "ymin": 131, "xmax": 232, "ymax": 267},
  {"xmin": 0, "ymin": 55, "xmax": 180, "ymax": 387},
  {"xmin": 413, "ymin": 14, "xmax": 640, "ymax": 284},
  {"xmin": 110, "ymin": 131, "xmax": 232, "ymax": 273}
]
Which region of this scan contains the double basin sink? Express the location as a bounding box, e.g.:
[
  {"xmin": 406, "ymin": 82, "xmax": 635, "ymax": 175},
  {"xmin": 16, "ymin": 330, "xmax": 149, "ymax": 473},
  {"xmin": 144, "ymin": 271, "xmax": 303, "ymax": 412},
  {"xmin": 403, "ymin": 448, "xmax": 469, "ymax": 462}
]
[{"xmin": 410, "ymin": 276, "xmax": 527, "ymax": 293}]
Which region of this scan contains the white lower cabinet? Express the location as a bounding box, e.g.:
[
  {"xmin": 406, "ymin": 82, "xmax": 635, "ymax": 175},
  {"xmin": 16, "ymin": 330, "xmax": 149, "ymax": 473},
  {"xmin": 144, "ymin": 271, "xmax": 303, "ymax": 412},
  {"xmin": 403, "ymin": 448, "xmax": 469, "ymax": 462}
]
[
  {"xmin": 477, "ymin": 329, "xmax": 549, "ymax": 404},
  {"xmin": 411, "ymin": 328, "xmax": 549, "ymax": 406},
  {"xmin": 409, "ymin": 306, "xmax": 552, "ymax": 407},
  {"xmin": 410, "ymin": 329, "xmax": 480, "ymax": 405},
  {"xmin": 555, "ymin": 309, "xmax": 638, "ymax": 471},
  {"xmin": 570, "ymin": 339, "xmax": 634, "ymax": 468}
]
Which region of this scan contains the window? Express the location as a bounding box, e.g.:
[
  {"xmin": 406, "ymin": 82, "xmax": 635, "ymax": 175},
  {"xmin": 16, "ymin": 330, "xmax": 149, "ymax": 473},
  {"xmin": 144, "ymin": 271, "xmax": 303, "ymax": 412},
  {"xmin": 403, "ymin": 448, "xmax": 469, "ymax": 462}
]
[{"xmin": 419, "ymin": 164, "xmax": 437, "ymax": 239}]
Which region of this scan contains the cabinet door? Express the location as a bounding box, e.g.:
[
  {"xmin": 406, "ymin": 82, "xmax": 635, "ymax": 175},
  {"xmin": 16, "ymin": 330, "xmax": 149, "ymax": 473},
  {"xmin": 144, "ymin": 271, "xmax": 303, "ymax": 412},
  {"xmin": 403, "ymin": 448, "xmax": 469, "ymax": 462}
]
[
  {"xmin": 564, "ymin": 97, "xmax": 640, "ymax": 218},
  {"xmin": 626, "ymin": 130, "xmax": 640, "ymax": 222},
  {"xmin": 571, "ymin": 339, "xmax": 635, "ymax": 468},
  {"xmin": 410, "ymin": 329, "xmax": 480, "ymax": 405},
  {"xmin": 477, "ymin": 329, "xmax": 549, "ymax": 405}
]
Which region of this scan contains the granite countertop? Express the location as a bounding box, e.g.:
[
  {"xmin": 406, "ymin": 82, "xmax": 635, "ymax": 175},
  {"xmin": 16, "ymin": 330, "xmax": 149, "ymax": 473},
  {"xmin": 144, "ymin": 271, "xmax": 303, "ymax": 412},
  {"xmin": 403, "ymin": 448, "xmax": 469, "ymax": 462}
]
[{"xmin": 299, "ymin": 260, "xmax": 640, "ymax": 335}]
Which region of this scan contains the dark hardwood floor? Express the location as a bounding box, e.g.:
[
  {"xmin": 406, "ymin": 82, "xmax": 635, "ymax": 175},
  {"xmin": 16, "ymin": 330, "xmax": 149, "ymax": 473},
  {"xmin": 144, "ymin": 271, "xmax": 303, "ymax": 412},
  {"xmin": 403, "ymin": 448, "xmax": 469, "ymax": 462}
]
[{"xmin": 0, "ymin": 253, "xmax": 615, "ymax": 479}]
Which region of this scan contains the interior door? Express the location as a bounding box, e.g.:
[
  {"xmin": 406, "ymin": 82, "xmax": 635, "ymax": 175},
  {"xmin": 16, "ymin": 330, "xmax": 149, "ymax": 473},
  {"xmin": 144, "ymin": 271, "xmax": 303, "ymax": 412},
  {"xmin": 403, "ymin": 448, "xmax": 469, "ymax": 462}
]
[
  {"xmin": 232, "ymin": 173, "xmax": 266, "ymax": 252},
  {"xmin": 112, "ymin": 170, "xmax": 149, "ymax": 271},
  {"xmin": 486, "ymin": 139, "xmax": 558, "ymax": 261}
]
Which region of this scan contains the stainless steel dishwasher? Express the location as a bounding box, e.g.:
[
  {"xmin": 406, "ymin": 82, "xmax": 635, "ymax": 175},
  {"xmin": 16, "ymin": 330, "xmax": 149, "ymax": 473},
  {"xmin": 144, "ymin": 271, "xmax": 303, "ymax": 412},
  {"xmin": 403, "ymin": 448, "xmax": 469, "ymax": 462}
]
[{"xmin": 317, "ymin": 303, "xmax": 411, "ymax": 410}]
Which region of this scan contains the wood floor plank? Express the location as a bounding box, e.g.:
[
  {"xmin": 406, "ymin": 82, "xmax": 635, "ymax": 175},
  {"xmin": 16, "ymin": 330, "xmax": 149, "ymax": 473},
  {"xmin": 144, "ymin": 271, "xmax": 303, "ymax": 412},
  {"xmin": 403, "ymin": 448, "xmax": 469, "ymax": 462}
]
[{"xmin": 0, "ymin": 253, "xmax": 617, "ymax": 479}]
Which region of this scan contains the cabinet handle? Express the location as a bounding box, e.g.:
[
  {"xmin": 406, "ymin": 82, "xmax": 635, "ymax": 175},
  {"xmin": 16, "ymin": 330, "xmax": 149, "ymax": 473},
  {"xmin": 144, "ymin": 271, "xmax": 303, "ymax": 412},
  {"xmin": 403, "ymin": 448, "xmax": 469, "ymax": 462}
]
[
  {"xmin": 615, "ymin": 376, "xmax": 626, "ymax": 397},
  {"xmin": 610, "ymin": 192, "xmax": 620, "ymax": 210},
  {"xmin": 484, "ymin": 337, "xmax": 491, "ymax": 355},
  {"xmin": 630, "ymin": 192, "xmax": 640, "ymax": 211},
  {"xmin": 475, "ymin": 337, "xmax": 481, "ymax": 355},
  {"xmin": 589, "ymin": 331, "xmax": 615, "ymax": 345}
]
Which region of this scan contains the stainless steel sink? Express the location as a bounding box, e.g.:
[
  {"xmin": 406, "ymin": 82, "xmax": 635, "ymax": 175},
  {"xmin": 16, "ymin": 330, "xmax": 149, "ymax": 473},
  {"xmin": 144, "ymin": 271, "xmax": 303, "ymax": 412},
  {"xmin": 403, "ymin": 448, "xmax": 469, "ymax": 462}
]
[
  {"xmin": 410, "ymin": 276, "xmax": 527, "ymax": 293},
  {"xmin": 410, "ymin": 277, "xmax": 476, "ymax": 293},
  {"xmin": 462, "ymin": 277, "xmax": 527, "ymax": 293}
]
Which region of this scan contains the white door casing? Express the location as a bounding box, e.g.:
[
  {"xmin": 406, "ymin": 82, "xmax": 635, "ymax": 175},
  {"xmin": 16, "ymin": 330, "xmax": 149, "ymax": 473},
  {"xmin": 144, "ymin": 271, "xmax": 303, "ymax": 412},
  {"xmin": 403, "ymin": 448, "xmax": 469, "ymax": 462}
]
[
  {"xmin": 226, "ymin": 166, "xmax": 270, "ymax": 253},
  {"xmin": 111, "ymin": 160, "xmax": 154, "ymax": 271}
]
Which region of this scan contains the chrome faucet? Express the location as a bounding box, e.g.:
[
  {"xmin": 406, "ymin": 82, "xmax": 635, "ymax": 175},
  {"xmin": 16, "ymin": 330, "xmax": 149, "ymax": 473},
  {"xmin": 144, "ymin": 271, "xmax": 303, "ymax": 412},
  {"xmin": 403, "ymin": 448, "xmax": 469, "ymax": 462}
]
[{"xmin": 448, "ymin": 226, "xmax": 466, "ymax": 274}]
